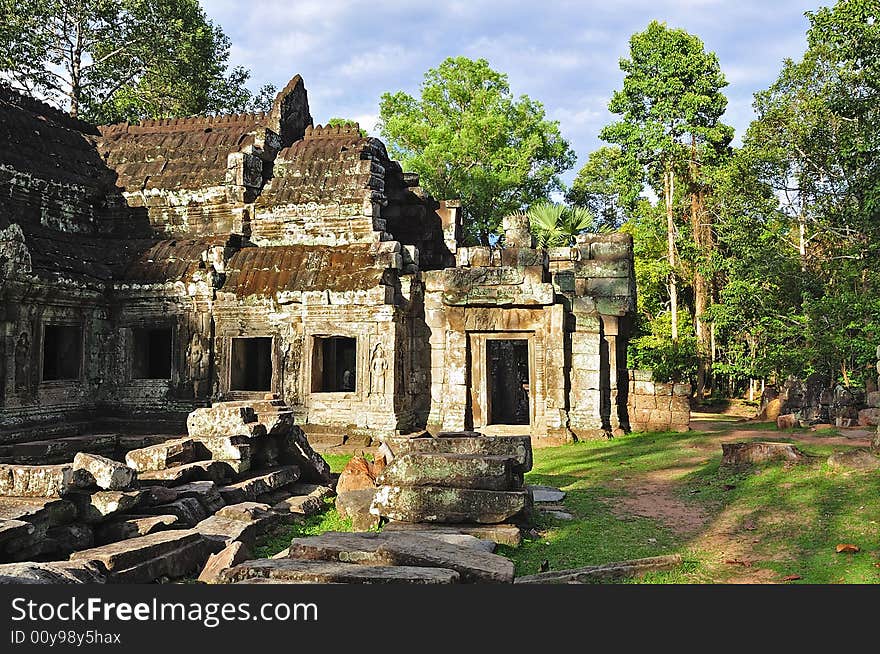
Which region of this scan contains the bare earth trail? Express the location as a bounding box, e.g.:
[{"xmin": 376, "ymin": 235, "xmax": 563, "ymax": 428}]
[{"xmin": 607, "ymin": 410, "xmax": 873, "ymax": 583}]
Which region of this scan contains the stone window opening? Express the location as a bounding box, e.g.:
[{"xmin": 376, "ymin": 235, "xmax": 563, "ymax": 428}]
[
  {"xmin": 132, "ymin": 327, "xmax": 173, "ymax": 379},
  {"xmin": 41, "ymin": 325, "xmax": 82, "ymax": 381},
  {"xmin": 312, "ymin": 336, "xmax": 357, "ymax": 393},
  {"xmin": 487, "ymin": 339, "xmax": 530, "ymax": 425},
  {"xmin": 230, "ymin": 337, "xmax": 273, "ymax": 391}
]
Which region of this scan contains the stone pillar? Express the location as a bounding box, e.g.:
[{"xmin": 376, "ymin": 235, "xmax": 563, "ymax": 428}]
[
  {"xmin": 602, "ymin": 315, "xmax": 620, "ymax": 430},
  {"xmin": 502, "ymin": 214, "xmax": 534, "ymax": 248}
]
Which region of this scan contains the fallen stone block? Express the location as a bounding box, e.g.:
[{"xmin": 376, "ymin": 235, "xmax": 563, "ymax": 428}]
[
  {"xmin": 273, "ymin": 495, "xmax": 322, "ymax": 517},
  {"xmin": 827, "ymin": 449, "xmax": 880, "ymax": 471},
  {"xmin": 288, "ymin": 482, "xmax": 334, "ymax": 500},
  {"xmin": 776, "ymin": 414, "xmax": 799, "ymax": 429},
  {"xmin": 71, "ymin": 529, "xmax": 210, "ymax": 583},
  {"xmin": 218, "ymin": 465, "xmax": 300, "ymax": 504},
  {"xmin": 72, "ymin": 453, "xmax": 135, "ymax": 491},
  {"xmin": 515, "ymin": 554, "xmax": 683, "ymax": 584},
  {"xmin": 215, "ymin": 502, "xmax": 273, "ymax": 522},
  {"xmin": 372, "ymin": 486, "xmax": 532, "ymax": 524},
  {"xmin": 336, "ymin": 456, "xmax": 381, "ymax": 493},
  {"xmin": 528, "ymin": 485, "xmax": 566, "ymax": 503},
  {"xmin": 140, "ymin": 497, "xmax": 207, "ymax": 527},
  {"xmin": 0, "ymin": 496, "xmax": 77, "ymax": 526},
  {"xmin": 276, "ymin": 427, "xmax": 332, "ymax": 485},
  {"xmin": 136, "ymin": 460, "xmax": 236, "ymax": 486},
  {"xmin": 0, "ymin": 464, "xmax": 87, "ymax": 497},
  {"xmin": 399, "ymin": 531, "xmax": 496, "ymax": 552},
  {"xmin": 191, "ymin": 435, "xmax": 252, "ymax": 473},
  {"xmin": 193, "ymin": 514, "xmax": 274, "ymax": 551},
  {"xmin": 0, "ymin": 560, "xmax": 106, "ymax": 584},
  {"xmin": 0, "ymin": 434, "xmax": 118, "ymax": 465},
  {"xmin": 166, "ymin": 481, "xmax": 225, "ymax": 513},
  {"xmin": 383, "ymin": 435, "xmax": 532, "ymax": 473},
  {"xmin": 218, "ymin": 558, "xmax": 460, "ymax": 584},
  {"xmin": 125, "ymin": 438, "xmax": 198, "ymax": 472},
  {"xmin": 94, "ymin": 515, "xmax": 179, "ymax": 545},
  {"xmin": 187, "ymin": 405, "xmax": 266, "ymax": 440},
  {"xmin": 45, "ymin": 523, "xmax": 94, "ymax": 553},
  {"xmin": 336, "ymin": 489, "xmax": 379, "ymax": 531},
  {"xmin": 721, "ymin": 442, "xmax": 809, "ymax": 466},
  {"xmin": 287, "ymin": 531, "xmax": 513, "ymax": 583},
  {"xmin": 377, "ymin": 453, "xmax": 522, "ymax": 490},
  {"xmin": 0, "ymin": 519, "xmax": 34, "ymax": 545},
  {"xmin": 67, "ymin": 490, "xmax": 145, "ymax": 524},
  {"xmin": 198, "ymin": 541, "xmax": 251, "ymax": 584}
]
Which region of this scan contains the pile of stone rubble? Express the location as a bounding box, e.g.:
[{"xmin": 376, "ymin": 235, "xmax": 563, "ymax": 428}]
[{"xmin": 0, "ymin": 398, "xmax": 333, "ymax": 583}]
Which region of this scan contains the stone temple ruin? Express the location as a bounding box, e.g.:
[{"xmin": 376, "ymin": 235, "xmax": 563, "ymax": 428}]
[
  {"xmin": 0, "ymin": 74, "xmax": 647, "ymax": 583},
  {"xmin": 0, "ymin": 73, "xmax": 638, "ymax": 445}
]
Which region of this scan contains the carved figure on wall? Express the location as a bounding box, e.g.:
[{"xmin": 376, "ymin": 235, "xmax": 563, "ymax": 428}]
[
  {"xmin": 370, "ymin": 342, "xmax": 388, "ymax": 396},
  {"xmin": 14, "ymin": 332, "xmax": 29, "ymax": 392},
  {"xmin": 186, "ymin": 332, "xmax": 208, "ymax": 397},
  {"xmin": 0, "ymin": 337, "xmax": 5, "ymax": 404}
]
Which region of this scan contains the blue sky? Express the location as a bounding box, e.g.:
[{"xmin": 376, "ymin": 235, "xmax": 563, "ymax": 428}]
[{"xmin": 202, "ymin": 0, "xmax": 822, "ymax": 186}]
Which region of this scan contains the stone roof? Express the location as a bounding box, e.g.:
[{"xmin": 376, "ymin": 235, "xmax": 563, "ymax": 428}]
[
  {"xmin": 93, "ymin": 74, "xmax": 313, "ymax": 194},
  {"xmin": 257, "ymin": 124, "xmax": 398, "ymax": 206},
  {"xmin": 95, "ymin": 114, "xmax": 268, "ymax": 192},
  {"xmin": 119, "ymin": 235, "xmax": 242, "ymax": 284},
  {"xmin": 0, "ymin": 85, "xmax": 115, "ymax": 190},
  {"xmin": 222, "ymin": 244, "xmax": 389, "ymax": 296}
]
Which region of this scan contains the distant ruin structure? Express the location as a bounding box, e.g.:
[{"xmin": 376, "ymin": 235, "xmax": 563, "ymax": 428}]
[{"xmin": 0, "ymin": 75, "xmax": 636, "ymax": 446}]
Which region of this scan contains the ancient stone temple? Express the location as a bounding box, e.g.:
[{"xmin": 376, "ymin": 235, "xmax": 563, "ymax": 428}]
[{"xmin": 0, "ymin": 74, "xmax": 636, "ymax": 447}]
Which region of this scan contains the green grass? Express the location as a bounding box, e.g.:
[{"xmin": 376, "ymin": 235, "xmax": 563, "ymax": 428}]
[
  {"xmin": 504, "ymin": 430, "xmax": 880, "ymax": 583},
  {"xmin": 253, "ymin": 499, "xmax": 354, "ymax": 558}
]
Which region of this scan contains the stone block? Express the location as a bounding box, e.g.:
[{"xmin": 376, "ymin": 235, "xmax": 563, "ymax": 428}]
[
  {"xmin": 381, "ymin": 521, "xmax": 522, "ymax": 547},
  {"xmin": 371, "ymin": 485, "xmax": 532, "ymax": 524},
  {"xmin": 287, "ymin": 531, "xmax": 513, "ymax": 583},
  {"xmin": 382, "ymin": 435, "xmax": 532, "ymax": 473},
  {"xmin": 377, "ymin": 453, "xmax": 522, "ymax": 491},
  {"xmin": 71, "ymin": 529, "xmax": 210, "ymax": 583},
  {"xmin": 0, "ymin": 560, "xmax": 106, "ymax": 584},
  {"xmin": 94, "ymin": 515, "xmax": 179, "ymax": 545},
  {"xmin": 125, "ymin": 438, "xmax": 198, "ymax": 472},
  {"xmin": 72, "ymin": 453, "xmax": 135, "ymax": 491},
  {"xmin": 199, "ymin": 541, "xmax": 251, "ymax": 584},
  {"xmin": 67, "ymin": 490, "xmax": 145, "ymax": 524},
  {"xmin": 186, "ymin": 405, "xmax": 266, "ymax": 439},
  {"xmin": 218, "ymin": 465, "xmax": 300, "ymax": 504},
  {"xmin": 219, "ymin": 558, "xmax": 459, "ymax": 584},
  {"xmin": 0, "ymin": 464, "xmax": 84, "ymax": 498}
]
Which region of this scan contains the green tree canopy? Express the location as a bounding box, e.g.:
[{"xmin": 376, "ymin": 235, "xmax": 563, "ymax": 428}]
[
  {"xmin": 0, "ymin": 0, "xmax": 273, "ymax": 123},
  {"xmin": 567, "ymin": 145, "xmax": 642, "ymax": 229},
  {"xmin": 378, "ymin": 56, "xmax": 575, "ymax": 245}
]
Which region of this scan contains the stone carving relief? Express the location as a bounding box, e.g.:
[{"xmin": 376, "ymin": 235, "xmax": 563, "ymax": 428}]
[
  {"xmin": 370, "ymin": 342, "xmax": 388, "ymax": 396},
  {"xmin": 186, "ymin": 332, "xmax": 208, "ymax": 397},
  {"xmin": 14, "ymin": 332, "xmax": 30, "ymax": 393}
]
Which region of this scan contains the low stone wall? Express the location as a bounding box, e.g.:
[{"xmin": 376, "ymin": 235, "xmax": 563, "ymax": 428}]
[{"xmin": 626, "ymin": 370, "xmax": 690, "ymax": 433}]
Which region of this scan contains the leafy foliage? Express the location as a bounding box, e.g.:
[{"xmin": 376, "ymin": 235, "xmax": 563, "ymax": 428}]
[
  {"xmin": 0, "ymin": 0, "xmax": 271, "ymax": 122},
  {"xmin": 525, "ymin": 203, "xmax": 600, "ymax": 247},
  {"xmin": 378, "ymin": 57, "xmax": 575, "ymax": 244}
]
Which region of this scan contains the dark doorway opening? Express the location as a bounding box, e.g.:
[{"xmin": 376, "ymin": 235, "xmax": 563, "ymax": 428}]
[
  {"xmin": 132, "ymin": 328, "xmax": 172, "ymax": 379},
  {"xmin": 487, "ymin": 339, "xmax": 529, "ymax": 425},
  {"xmin": 313, "ymin": 336, "xmax": 357, "ymax": 392},
  {"xmin": 230, "ymin": 337, "xmax": 272, "ymax": 391},
  {"xmin": 42, "ymin": 325, "xmax": 82, "ymax": 381}
]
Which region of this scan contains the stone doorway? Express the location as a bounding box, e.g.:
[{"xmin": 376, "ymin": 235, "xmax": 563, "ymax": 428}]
[
  {"xmin": 230, "ymin": 337, "xmax": 273, "ymax": 391},
  {"xmin": 487, "ymin": 339, "xmax": 530, "ymax": 425},
  {"xmin": 467, "ymin": 332, "xmax": 534, "ymax": 431}
]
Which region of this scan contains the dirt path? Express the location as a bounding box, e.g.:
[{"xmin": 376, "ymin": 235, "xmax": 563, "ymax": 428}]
[{"xmin": 608, "ymin": 411, "xmax": 872, "ymax": 583}]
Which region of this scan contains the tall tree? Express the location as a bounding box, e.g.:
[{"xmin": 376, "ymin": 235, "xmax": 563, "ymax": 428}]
[
  {"xmin": 0, "ymin": 0, "xmax": 272, "ymax": 123},
  {"xmin": 601, "ymin": 21, "xmax": 733, "ymax": 396},
  {"xmin": 378, "ymin": 57, "xmax": 575, "ymax": 244},
  {"xmin": 741, "ymin": 0, "xmax": 880, "ymax": 387},
  {"xmin": 566, "ymin": 145, "xmax": 642, "ymax": 230}
]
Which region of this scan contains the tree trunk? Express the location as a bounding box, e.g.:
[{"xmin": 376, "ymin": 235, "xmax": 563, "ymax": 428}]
[
  {"xmin": 664, "ymin": 169, "xmax": 678, "ymax": 343},
  {"xmin": 69, "ymin": 14, "xmax": 84, "ymax": 118},
  {"xmin": 689, "ymin": 138, "xmax": 713, "ymax": 398}
]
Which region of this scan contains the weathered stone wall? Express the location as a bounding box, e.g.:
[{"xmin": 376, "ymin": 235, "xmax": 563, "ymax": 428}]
[{"xmin": 627, "ymin": 370, "xmax": 690, "ymax": 433}]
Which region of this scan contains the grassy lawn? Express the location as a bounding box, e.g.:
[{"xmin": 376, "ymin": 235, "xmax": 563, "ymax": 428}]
[
  {"xmin": 256, "ymin": 430, "xmax": 880, "ymax": 583},
  {"xmin": 505, "ymin": 431, "xmax": 880, "ymax": 583}
]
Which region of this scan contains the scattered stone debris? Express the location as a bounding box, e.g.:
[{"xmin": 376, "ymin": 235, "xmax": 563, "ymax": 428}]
[
  {"xmin": 827, "ymin": 449, "xmax": 880, "ymax": 471},
  {"xmin": 721, "ymin": 441, "xmax": 809, "ymax": 466},
  {"xmin": 514, "ymin": 554, "xmax": 683, "ymax": 584}
]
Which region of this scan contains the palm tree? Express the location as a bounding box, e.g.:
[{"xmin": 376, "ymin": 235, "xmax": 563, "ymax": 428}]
[{"xmin": 519, "ymin": 202, "xmax": 602, "ymax": 247}]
